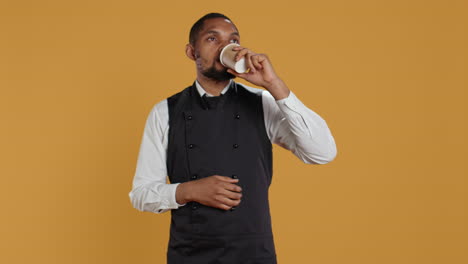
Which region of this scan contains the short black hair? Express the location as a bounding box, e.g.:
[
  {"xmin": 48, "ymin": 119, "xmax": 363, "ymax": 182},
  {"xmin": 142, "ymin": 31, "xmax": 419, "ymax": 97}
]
[{"xmin": 189, "ymin": 13, "xmax": 236, "ymax": 46}]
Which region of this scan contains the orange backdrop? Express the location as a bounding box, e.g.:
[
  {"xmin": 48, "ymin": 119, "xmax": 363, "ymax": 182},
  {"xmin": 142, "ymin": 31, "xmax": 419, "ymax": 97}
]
[{"xmin": 1, "ymin": 0, "xmax": 467, "ymax": 263}]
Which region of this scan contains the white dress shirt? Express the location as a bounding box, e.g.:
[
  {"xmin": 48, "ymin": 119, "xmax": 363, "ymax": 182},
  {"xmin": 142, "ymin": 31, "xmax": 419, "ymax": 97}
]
[{"xmin": 129, "ymin": 80, "xmax": 337, "ymax": 213}]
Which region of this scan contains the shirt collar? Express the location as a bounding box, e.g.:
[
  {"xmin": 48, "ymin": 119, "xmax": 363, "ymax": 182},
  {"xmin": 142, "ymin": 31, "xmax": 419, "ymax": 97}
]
[{"xmin": 195, "ymin": 79, "xmax": 233, "ymax": 98}]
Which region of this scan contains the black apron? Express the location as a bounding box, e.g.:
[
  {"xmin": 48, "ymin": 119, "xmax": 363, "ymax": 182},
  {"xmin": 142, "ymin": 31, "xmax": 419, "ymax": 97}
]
[{"xmin": 166, "ymin": 82, "xmax": 277, "ymax": 264}]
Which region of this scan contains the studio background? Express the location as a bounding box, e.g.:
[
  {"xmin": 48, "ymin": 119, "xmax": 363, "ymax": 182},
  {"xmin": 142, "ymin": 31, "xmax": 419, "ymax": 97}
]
[{"xmin": 0, "ymin": 0, "xmax": 466, "ymax": 263}]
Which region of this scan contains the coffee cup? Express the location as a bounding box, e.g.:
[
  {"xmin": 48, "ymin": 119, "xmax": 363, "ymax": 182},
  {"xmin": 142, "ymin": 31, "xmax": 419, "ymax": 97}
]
[{"xmin": 220, "ymin": 43, "xmax": 248, "ymax": 73}]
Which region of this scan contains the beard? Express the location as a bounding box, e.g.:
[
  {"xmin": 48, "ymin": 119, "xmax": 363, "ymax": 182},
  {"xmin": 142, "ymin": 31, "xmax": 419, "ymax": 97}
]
[{"xmin": 201, "ymin": 62, "xmax": 235, "ymax": 81}]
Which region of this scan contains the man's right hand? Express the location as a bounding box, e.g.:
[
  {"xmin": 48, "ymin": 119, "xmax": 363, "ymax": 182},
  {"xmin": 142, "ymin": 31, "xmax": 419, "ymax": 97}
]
[{"xmin": 176, "ymin": 175, "xmax": 242, "ymax": 211}]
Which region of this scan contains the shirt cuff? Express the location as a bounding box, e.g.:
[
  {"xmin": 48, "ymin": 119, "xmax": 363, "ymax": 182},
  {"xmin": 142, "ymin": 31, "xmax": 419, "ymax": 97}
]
[
  {"xmin": 155, "ymin": 183, "xmax": 186, "ymax": 213},
  {"xmin": 275, "ymin": 90, "xmax": 300, "ymax": 111},
  {"xmin": 171, "ymin": 183, "xmax": 186, "ymax": 207},
  {"xmin": 274, "ymin": 91, "xmax": 312, "ymax": 137}
]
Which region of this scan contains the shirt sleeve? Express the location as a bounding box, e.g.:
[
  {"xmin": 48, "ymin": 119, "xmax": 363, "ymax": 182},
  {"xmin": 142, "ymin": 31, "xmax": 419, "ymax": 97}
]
[
  {"xmin": 263, "ymin": 90, "xmax": 337, "ymax": 164},
  {"xmin": 128, "ymin": 100, "xmax": 186, "ymax": 214}
]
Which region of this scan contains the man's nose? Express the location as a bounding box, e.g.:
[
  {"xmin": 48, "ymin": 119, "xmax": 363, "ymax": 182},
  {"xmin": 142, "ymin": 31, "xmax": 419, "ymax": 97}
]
[
  {"xmin": 218, "ymin": 44, "xmax": 227, "ymax": 52},
  {"xmin": 218, "ymin": 41, "xmax": 232, "ymax": 52}
]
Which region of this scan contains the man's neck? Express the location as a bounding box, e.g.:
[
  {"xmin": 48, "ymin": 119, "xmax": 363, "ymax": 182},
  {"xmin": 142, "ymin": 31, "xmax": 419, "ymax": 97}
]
[{"xmin": 196, "ymin": 75, "xmax": 231, "ymax": 96}]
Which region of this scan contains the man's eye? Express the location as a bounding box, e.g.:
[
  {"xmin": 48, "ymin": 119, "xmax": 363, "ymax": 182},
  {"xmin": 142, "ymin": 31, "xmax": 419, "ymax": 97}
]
[
  {"xmin": 208, "ymin": 37, "xmax": 216, "ymax": 41},
  {"xmin": 230, "ymin": 39, "xmax": 239, "ymax": 43}
]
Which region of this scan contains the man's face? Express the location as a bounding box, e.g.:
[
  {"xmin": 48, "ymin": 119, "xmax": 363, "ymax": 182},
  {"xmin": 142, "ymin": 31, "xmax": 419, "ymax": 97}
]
[{"xmin": 192, "ymin": 18, "xmax": 240, "ymax": 81}]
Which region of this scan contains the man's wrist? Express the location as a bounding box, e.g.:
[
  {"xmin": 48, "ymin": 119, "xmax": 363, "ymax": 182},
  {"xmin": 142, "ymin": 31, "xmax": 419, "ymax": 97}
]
[
  {"xmin": 176, "ymin": 182, "xmax": 192, "ymax": 205},
  {"xmin": 264, "ymin": 78, "xmax": 290, "ymax": 100}
]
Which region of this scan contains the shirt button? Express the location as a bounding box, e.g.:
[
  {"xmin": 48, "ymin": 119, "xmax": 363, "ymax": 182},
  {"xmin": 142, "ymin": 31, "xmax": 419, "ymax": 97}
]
[
  {"xmin": 187, "ymin": 115, "xmax": 193, "ymax": 120},
  {"xmin": 188, "ymin": 144, "xmax": 194, "ymax": 149},
  {"xmin": 192, "ymin": 204, "xmax": 198, "ymax": 210},
  {"xmin": 235, "ymin": 114, "xmax": 240, "ymax": 119},
  {"xmin": 233, "ymin": 144, "xmax": 239, "ymax": 149},
  {"xmin": 231, "ymin": 175, "xmax": 238, "ymax": 179},
  {"xmin": 191, "ymin": 174, "xmax": 198, "ymax": 180}
]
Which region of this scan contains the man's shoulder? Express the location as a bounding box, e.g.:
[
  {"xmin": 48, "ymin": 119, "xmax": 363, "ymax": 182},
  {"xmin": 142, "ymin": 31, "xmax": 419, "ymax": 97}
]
[
  {"xmin": 167, "ymin": 85, "xmax": 192, "ymax": 103},
  {"xmin": 235, "ymin": 82, "xmax": 269, "ymax": 106},
  {"xmin": 147, "ymin": 86, "xmax": 190, "ymax": 118}
]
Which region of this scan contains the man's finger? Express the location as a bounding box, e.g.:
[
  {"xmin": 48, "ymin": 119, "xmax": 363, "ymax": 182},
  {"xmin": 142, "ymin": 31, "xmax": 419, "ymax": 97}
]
[
  {"xmin": 216, "ymin": 203, "xmax": 231, "ymax": 211},
  {"xmin": 227, "ymin": 69, "xmax": 238, "ymax": 76},
  {"xmin": 252, "ymin": 55, "xmax": 263, "ymax": 70},
  {"xmin": 235, "ymin": 48, "xmax": 249, "ymax": 61},
  {"xmin": 216, "ymin": 175, "xmax": 240, "ymax": 182},
  {"xmin": 218, "ymin": 196, "xmax": 241, "ymax": 208},
  {"xmin": 245, "ymin": 52, "xmax": 256, "ymax": 73},
  {"xmin": 223, "ymin": 182, "xmax": 242, "ymax": 193},
  {"xmin": 222, "ymin": 189, "xmax": 242, "ymax": 200}
]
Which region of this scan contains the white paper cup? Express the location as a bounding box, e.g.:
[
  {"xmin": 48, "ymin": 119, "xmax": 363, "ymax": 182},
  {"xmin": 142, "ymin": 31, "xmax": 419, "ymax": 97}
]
[{"xmin": 219, "ymin": 43, "xmax": 247, "ymax": 73}]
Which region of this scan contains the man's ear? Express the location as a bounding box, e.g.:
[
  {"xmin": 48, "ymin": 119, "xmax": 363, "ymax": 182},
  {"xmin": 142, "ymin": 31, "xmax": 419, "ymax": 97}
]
[{"xmin": 185, "ymin": 43, "xmax": 196, "ymax": 61}]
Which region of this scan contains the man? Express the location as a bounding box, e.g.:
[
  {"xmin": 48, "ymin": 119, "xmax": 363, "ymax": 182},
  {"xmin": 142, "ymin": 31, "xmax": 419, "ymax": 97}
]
[{"xmin": 129, "ymin": 13, "xmax": 337, "ymax": 264}]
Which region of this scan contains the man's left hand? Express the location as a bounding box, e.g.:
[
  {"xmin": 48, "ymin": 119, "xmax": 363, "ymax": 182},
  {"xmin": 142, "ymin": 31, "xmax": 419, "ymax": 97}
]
[{"xmin": 227, "ymin": 46, "xmax": 290, "ymax": 100}]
